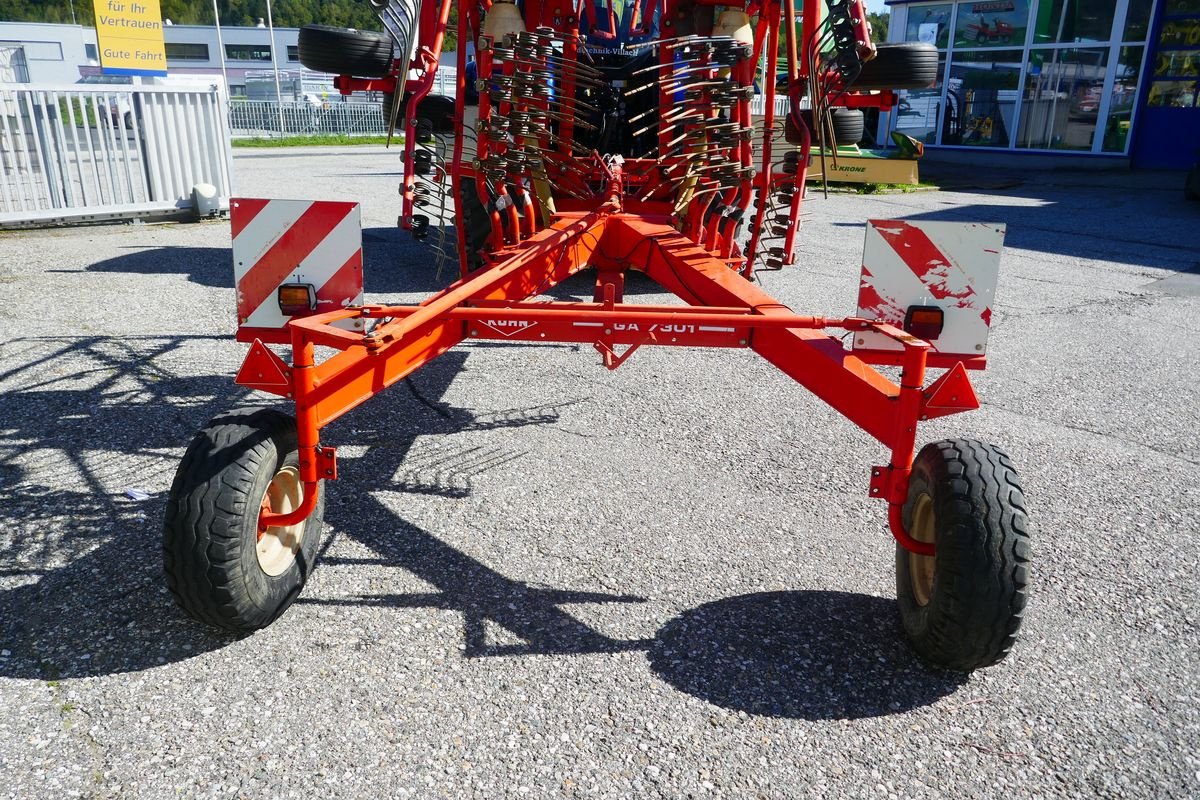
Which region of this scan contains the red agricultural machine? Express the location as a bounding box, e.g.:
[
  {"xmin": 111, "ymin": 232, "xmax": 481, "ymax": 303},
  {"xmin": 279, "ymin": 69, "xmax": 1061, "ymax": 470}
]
[{"xmin": 164, "ymin": 0, "xmax": 1030, "ymax": 671}]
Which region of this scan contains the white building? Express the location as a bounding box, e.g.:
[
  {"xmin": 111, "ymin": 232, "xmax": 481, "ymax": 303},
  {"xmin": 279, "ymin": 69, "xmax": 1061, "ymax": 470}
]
[
  {"xmin": 0, "ymin": 22, "xmax": 99, "ymax": 84},
  {"xmin": 0, "ymin": 20, "xmax": 308, "ymax": 95}
]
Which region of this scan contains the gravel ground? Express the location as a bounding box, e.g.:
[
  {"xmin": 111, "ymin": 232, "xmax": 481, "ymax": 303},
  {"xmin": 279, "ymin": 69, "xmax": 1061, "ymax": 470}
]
[{"xmin": 0, "ymin": 146, "xmax": 1197, "ymax": 799}]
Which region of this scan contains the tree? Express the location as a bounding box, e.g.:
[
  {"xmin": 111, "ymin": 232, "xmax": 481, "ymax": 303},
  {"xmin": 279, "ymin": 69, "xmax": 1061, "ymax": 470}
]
[
  {"xmin": 0, "ymin": 1, "xmax": 458, "ymax": 51},
  {"xmin": 867, "ymin": 11, "xmax": 889, "ymax": 42}
]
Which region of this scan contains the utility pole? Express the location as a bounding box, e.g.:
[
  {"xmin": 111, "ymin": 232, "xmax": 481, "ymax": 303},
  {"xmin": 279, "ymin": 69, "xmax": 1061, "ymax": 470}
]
[
  {"xmin": 212, "ymin": 0, "xmax": 231, "ymax": 102},
  {"xmin": 266, "ymin": 0, "xmax": 286, "ymax": 137}
]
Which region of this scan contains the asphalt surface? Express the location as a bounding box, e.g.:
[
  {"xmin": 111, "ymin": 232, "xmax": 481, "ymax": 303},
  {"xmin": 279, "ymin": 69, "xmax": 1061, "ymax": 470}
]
[{"xmin": 0, "ymin": 146, "xmax": 1197, "ymax": 798}]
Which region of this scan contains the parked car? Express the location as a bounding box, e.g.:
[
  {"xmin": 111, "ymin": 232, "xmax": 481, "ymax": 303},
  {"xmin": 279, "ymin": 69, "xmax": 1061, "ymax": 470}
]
[{"xmin": 75, "ymin": 74, "xmax": 135, "ymax": 127}]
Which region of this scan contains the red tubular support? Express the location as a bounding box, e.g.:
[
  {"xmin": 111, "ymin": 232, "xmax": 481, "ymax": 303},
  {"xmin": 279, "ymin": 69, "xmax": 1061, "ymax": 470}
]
[
  {"xmin": 397, "ymin": 0, "xmax": 454, "ymax": 230},
  {"xmin": 452, "ymin": 7, "xmax": 472, "ymax": 278},
  {"xmin": 259, "ymin": 336, "xmax": 321, "ymax": 529},
  {"xmin": 745, "ymin": 2, "xmax": 781, "ymax": 274},
  {"xmin": 501, "ymin": 187, "xmax": 522, "ymax": 244},
  {"xmin": 889, "ymin": 504, "xmax": 935, "ymax": 556},
  {"xmin": 883, "ymin": 332, "xmax": 933, "ymax": 555},
  {"xmin": 519, "ymin": 187, "xmax": 537, "ymax": 238},
  {"xmin": 781, "ymin": 113, "xmax": 810, "ymax": 265}
]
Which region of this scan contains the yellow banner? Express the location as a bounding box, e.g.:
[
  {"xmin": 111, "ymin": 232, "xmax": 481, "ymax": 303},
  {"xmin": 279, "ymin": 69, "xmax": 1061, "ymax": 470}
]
[{"xmin": 93, "ymin": 0, "xmax": 167, "ymax": 75}]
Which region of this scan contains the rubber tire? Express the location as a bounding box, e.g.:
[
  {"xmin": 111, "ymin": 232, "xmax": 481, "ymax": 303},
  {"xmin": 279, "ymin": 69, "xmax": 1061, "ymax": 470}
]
[
  {"xmin": 163, "ymin": 408, "xmax": 324, "ymax": 632},
  {"xmin": 802, "ymin": 108, "xmax": 865, "ymax": 145},
  {"xmin": 386, "ymin": 93, "xmax": 456, "ymax": 134},
  {"xmin": 806, "ymin": 108, "xmax": 864, "ymax": 146},
  {"xmin": 1186, "ymin": 165, "xmax": 1200, "ymax": 201},
  {"xmin": 854, "ymin": 42, "xmax": 940, "ymax": 91},
  {"xmin": 831, "ymin": 108, "xmax": 865, "ymax": 145},
  {"xmin": 896, "ymin": 439, "xmax": 1030, "ymax": 671},
  {"xmin": 297, "ymin": 24, "xmax": 393, "ymax": 78}
]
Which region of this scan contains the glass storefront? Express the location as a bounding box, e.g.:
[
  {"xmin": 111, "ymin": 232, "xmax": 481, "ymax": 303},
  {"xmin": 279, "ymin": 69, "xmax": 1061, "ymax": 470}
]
[
  {"xmin": 887, "ymin": 0, "xmax": 1157, "ymax": 154},
  {"xmin": 946, "ymin": 49, "xmax": 1024, "ymax": 146}
]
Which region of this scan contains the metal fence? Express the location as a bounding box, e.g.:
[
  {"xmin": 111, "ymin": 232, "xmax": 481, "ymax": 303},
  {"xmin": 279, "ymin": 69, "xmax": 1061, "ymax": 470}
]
[
  {"xmin": 0, "ymin": 83, "xmax": 234, "ymax": 227},
  {"xmin": 750, "ymin": 95, "xmax": 792, "ymax": 117},
  {"xmin": 229, "ymin": 100, "xmax": 388, "ymax": 137},
  {"xmin": 227, "ymin": 92, "xmax": 790, "ymax": 139}
]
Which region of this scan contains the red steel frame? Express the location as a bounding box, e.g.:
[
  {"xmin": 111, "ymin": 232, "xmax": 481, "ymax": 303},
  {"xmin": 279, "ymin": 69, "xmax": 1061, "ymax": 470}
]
[{"xmin": 246, "ymin": 0, "xmax": 981, "ymax": 557}]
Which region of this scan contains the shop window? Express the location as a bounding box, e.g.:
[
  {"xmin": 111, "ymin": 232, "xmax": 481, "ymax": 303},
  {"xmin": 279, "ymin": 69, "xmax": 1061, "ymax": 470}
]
[
  {"xmin": 1017, "ymin": 47, "xmax": 1107, "ymax": 150},
  {"xmin": 906, "ymin": 4, "xmax": 954, "ymax": 48},
  {"xmin": 895, "ymin": 57, "xmax": 948, "ymax": 143},
  {"xmin": 165, "ymin": 42, "xmax": 210, "ymax": 61},
  {"xmin": 953, "ymin": 0, "xmax": 1031, "ymax": 47},
  {"xmin": 1146, "ymin": 7, "xmax": 1200, "ymax": 108},
  {"xmin": 225, "ymin": 43, "xmax": 272, "ymax": 62},
  {"xmin": 0, "ymin": 40, "xmax": 63, "ymax": 61},
  {"xmin": 1031, "ymin": 0, "xmax": 1117, "ymax": 44},
  {"xmin": 944, "ymin": 49, "xmax": 1023, "ymax": 146},
  {"xmin": 1102, "ymin": 46, "xmax": 1144, "ymax": 152},
  {"xmin": 1121, "ymin": 0, "xmax": 1154, "ymax": 42}
]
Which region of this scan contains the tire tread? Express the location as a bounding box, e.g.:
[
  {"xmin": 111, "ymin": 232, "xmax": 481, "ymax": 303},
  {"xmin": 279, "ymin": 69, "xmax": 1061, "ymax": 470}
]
[{"xmin": 897, "ymin": 438, "xmax": 1030, "ymax": 670}]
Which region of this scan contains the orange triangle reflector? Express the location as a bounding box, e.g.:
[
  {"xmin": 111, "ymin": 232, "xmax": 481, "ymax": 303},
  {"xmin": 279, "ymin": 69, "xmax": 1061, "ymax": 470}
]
[
  {"xmin": 235, "ymin": 339, "xmax": 292, "ymax": 396},
  {"xmin": 922, "ymin": 361, "xmax": 979, "ymax": 419}
]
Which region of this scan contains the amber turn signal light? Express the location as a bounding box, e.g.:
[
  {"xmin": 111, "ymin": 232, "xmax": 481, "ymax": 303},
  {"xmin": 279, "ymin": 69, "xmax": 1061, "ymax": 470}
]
[
  {"xmin": 277, "ymin": 283, "xmax": 317, "ymax": 316},
  {"xmin": 903, "ymin": 304, "xmax": 944, "ymax": 341}
]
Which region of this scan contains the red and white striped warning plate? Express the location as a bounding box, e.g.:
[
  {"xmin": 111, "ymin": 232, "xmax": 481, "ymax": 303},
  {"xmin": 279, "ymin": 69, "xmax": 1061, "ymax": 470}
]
[
  {"xmin": 231, "ymin": 197, "xmax": 364, "ymax": 344},
  {"xmin": 854, "ymin": 219, "xmax": 1005, "ymax": 357}
]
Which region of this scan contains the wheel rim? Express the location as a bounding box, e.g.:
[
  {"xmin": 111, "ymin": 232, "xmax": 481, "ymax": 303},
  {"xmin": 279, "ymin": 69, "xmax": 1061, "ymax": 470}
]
[
  {"xmin": 257, "ymin": 465, "xmax": 306, "ymax": 577},
  {"xmin": 909, "ymin": 492, "xmax": 937, "ymax": 607}
]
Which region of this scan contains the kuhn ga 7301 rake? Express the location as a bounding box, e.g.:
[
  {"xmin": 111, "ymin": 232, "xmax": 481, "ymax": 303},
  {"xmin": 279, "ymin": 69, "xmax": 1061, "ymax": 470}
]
[{"xmin": 164, "ymin": 0, "xmax": 1030, "ymax": 670}]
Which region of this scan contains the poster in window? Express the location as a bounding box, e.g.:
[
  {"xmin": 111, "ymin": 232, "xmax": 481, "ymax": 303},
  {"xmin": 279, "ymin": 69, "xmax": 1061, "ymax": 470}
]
[
  {"xmin": 906, "ymin": 5, "xmax": 952, "ymax": 49},
  {"xmin": 954, "ymin": 0, "xmax": 1031, "ymax": 48}
]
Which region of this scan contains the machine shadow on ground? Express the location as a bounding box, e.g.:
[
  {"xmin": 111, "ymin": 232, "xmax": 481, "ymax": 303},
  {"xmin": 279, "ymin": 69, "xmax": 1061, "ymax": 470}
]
[
  {"xmin": 76, "ymin": 225, "xmax": 685, "ymax": 303},
  {"xmin": 81, "ymin": 246, "xmax": 233, "ymax": 288},
  {"xmin": 77, "ymin": 228, "xmax": 457, "ymax": 297},
  {"xmin": 0, "ymin": 334, "xmax": 253, "ymax": 680},
  {"xmin": 0, "ymin": 330, "xmax": 962, "ymax": 718}
]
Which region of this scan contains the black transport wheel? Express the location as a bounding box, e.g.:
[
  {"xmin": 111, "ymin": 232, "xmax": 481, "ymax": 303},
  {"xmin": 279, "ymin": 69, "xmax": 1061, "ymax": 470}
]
[
  {"xmin": 799, "ymin": 108, "xmax": 864, "ymax": 145},
  {"xmin": 163, "ymin": 408, "xmax": 324, "ymax": 632},
  {"xmin": 829, "ymin": 108, "xmax": 865, "ymax": 145},
  {"xmin": 854, "ymin": 42, "xmax": 940, "ymax": 91},
  {"xmin": 896, "ymin": 439, "xmax": 1030, "ymax": 670},
  {"xmin": 297, "ymin": 24, "xmax": 394, "ymax": 77},
  {"xmin": 385, "ymin": 93, "xmax": 456, "ymax": 134}
]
